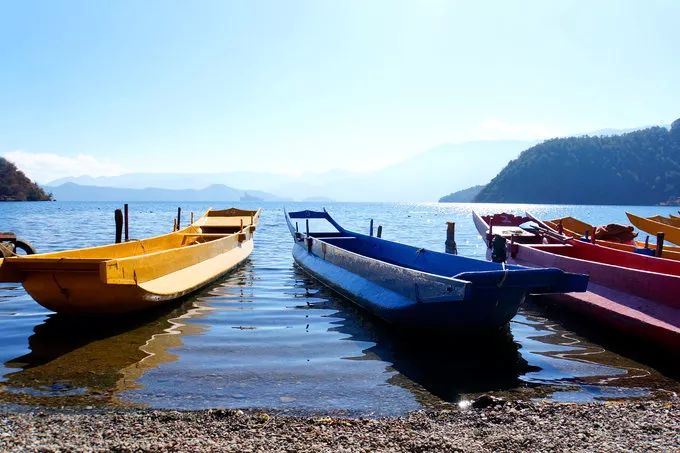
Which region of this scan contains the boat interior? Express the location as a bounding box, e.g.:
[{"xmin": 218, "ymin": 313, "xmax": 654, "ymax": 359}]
[
  {"xmin": 289, "ymin": 210, "xmax": 526, "ymax": 275},
  {"xmin": 7, "ymin": 209, "xmax": 260, "ymax": 261},
  {"xmin": 287, "ymin": 209, "xmax": 585, "ymax": 292}
]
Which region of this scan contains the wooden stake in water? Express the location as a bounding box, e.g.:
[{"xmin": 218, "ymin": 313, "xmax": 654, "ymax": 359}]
[
  {"xmin": 124, "ymin": 204, "xmax": 129, "ymax": 242},
  {"xmin": 445, "ymin": 222, "xmax": 458, "ymax": 255},
  {"xmin": 114, "ymin": 209, "xmax": 123, "ymax": 244}
]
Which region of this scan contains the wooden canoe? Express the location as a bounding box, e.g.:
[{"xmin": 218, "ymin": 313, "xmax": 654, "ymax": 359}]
[
  {"xmin": 546, "ymin": 216, "xmax": 680, "ymax": 261},
  {"xmin": 649, "ymin": 215, "xmax": 680, "ymax": 228},
  {"xmin": 287, "ymin": 209, "xmax": 587, "ymax": 331},
  {"xmin": 627, "ymin": 212, "xmax": 680, "ymax": 246},
  {"xmin": 0, "ymin": 208, "xmax": 260, "ymax": 315},
  {"xmin": 473, "ymin": 211, "xmax": 680, "ymax": 350}
]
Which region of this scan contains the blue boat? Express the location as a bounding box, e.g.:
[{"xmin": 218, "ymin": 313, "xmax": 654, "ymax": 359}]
[{"xmin": 285, "ymin": 209, "xmax": 589, "ymax": 331}]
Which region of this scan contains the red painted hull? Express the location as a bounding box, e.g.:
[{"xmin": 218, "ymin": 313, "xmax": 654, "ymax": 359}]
[
  {"xmin": 472, "ymin": 211, "xmax": 680, "ymax": 350},
  {"xmin": 512, "ymin": 243, "xmax": 680, "ymax": 350}
]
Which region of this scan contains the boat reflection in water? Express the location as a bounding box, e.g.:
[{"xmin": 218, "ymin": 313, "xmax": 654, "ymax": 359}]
[
  {"xmin": 1, "ymin": 299, "xmax": 212, "ymax": 407},
  {"xmin": 295, "ymin": 268, "xmax": 679, "ymax": 406},
  {"xmin": 293, "ymin": 269, "xmax": 537, "ymax": 407}
]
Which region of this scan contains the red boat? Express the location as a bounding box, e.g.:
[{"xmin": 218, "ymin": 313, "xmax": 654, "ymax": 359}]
[{"xmin": 472, "ymin": 211, "xmax": 680, "ymax": 351}]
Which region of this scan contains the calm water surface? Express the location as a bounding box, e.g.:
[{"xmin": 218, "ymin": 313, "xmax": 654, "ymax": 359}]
[{"xmin": 0, "ymin": 202, "xmax": 678, "ymax": 415}]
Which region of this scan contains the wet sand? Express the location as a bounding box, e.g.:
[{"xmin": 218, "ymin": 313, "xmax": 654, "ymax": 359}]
[{"xmin": 1, "ymin": 398, "xmax": 678, "ymax": 452}]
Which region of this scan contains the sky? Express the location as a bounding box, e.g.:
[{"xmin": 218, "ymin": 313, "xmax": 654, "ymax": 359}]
[{"xmin": 1, "ymin": 0, "xmax": 679, "ymax": 183}]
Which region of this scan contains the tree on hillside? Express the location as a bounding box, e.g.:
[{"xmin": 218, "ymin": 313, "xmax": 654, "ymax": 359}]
[
  {"xmin": 473, "ymin": 121, "xmax": 680, "ymax": 205},
  {"xmin": 0, "ymin": 157, "xmax": 52, "ymax": 201}
]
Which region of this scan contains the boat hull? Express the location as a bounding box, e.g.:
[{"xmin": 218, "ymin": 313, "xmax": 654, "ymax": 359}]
[
  {"xmin": 0, "ymin": 208, "xmax": 259, "ymax": 315},
  {"xmin": 473, "ymin": 211, "xmax": 680, "ymax": 349},
  {"xmin": 19, "ymin": 240, "xmax": 253, "ymax": 315},
  {"xmin": 627, "ymin": 212, "xmax": 680, "ymax": 246},
  {"xmin": 293, "ymin": 241, "xmax": 523, "ymax": 331},
  {"xmin": 547, "ymin": 216, "xmax": 680, "ymax": 259},
  {"xmin": 511, "ymin": 244, "xmax": 680, "ymax": 350},
  {"xmin": 288, "ymin": 209, "xmax": 586, "ymax": 332}
]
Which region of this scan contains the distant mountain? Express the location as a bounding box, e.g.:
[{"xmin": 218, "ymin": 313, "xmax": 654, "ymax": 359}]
[
  {"xmin": 439, "ymin": 185, "xmax": 485, "ymax": 203},
  {"xmin": 474, "ymin": 119, "xmax": 680, "ymax": 205},
  {"xmin": 48, "ymin": 140, "xmax": 534, "ymax": 202},
  {"xmin": 47, "ymin": 171, "xmax": 296, "ymax": 192},
  {"xmin": 1, "ymin": 157, "xmax": 52, "ymax": 201},
  {"xmin": 45, "ymin": 183, "xmax": 286, "ymax": 202}
]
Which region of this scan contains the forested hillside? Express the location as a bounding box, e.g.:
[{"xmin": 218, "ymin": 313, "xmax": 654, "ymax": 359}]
[
  {"xmin": 439, "ymin": 185, "xmax": 485, "ymax": 202},
  {"xmin": 0, "ymin": 157, "xmax": 52, "ymax": 201},
  {"xmin": 474, "ymin": 119, "xmax": 680, "ymax": 205}
]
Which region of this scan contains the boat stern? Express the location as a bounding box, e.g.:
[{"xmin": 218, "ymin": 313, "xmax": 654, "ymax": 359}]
[{"xmin": 454, "ymin": 267, "xmax": 589, "ymax": 296}]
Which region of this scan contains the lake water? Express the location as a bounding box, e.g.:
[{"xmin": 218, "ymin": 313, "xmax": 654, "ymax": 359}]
[{"xmin": 0, "ymin": 201, "xmax": 678, "ymax": 416}]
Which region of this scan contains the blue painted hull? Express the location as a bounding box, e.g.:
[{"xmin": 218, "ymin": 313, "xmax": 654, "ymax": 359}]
[
  {"xmin": 293, "ymin": 243, "xmax": 523, "ymax": 329},
  {"xmin": 286, "ymin": 209, "xmax": 588, "ymax": 331}
]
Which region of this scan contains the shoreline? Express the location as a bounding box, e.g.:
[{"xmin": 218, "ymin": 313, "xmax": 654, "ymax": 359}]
[{"xmin": 1, "ymin": 399, "xmax": 678, "ymax": 452}]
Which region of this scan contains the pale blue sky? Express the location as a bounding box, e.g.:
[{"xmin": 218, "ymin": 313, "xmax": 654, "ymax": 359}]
[{"xmin": 1, "ymin": 0, "xmax": 679, "ymax": 182}]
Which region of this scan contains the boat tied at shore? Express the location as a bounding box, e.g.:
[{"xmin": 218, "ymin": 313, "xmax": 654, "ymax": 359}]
[
  {"xmin": 472, "ymin": 211, "xmax": 680, "ymax": 350},
  {"xmin": 286, "ymin": 208, "xmax": 587, "ymax": 331},
  {"xmin": 0, "ymin": 207, "xmax": 261, "ymax": 315}
]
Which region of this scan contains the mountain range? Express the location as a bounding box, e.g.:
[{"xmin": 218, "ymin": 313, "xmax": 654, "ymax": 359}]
[
  {"xmin": 46, "ymin": 140, "xmax": 535, "ymax": 202},
  {"xmin": 39, "ymin": 125, "xmax": 662, "ymax": 203},
  {"xmin": 45, "ymin": 182, "xmax": 286, "ymax": 202}
]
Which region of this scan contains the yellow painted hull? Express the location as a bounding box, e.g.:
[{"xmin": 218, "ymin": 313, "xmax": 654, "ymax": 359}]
[
  {"xmin": 0, "ymin": 208, "xmax": 260, "ymax": 315},
  {"xmin": 627, "ymin": 212, "xmax": 680, "ymax": 246},
  {"xmin": 649, "ymin": 215, "xmax": 680, "ymax": 228},
  {"xmin": 548, "ymin": 216, "xmax": 680, "ymax": 260}
]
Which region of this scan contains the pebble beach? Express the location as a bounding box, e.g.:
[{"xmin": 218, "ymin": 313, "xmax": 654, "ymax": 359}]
[{"xmin": 2, "ymin": 398, "xmax": 678, "ymax": 452}]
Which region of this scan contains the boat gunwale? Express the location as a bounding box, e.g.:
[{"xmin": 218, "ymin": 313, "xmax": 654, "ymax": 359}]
[
  {"xmin": 627, "ymin": 211, "xmax": 680, "ymax": 237},
  {"xmin": 287, "ymin": 209, "xmax": 575, "ymax": 289},
  {"xmin": 306, "ymin": 234, "xmax": 472, "ymax": 287},
  {"xmin": 477, "ymin": 210, "xmax": 680, "ymax": 274},
  {"xmin": 516, "ymin": 240, "xmax": 680, "ymax": 280},
  {"xmin": 3, "ymin": 208, "xmax": 261, "ymax": 264},
  {"xmin": 543, "ymin": 216, "xmax": 680, "ymax": 261},
  {"xmin": 284, "ymin": 209, "xmax": 476, "ymax": 287},
  {"xmin": 1, "ymin": 208, "xmax": 261, "ymax": 285}
]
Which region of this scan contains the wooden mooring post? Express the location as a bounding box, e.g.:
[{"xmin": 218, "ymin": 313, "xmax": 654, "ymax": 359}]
[
  {"xmin": 656, "ymin": 232, "xmax": 665, "ymax": 257},
  {"xmin": 114, "ymin": 209, "xmax": 123, "ymax": 243},
  {"xmin": 445, "ymin": 221, "xmax": 458, "ymax": 255},
  {"xmin": 124, "ymin": 203, "xmax": 129, "ymax": 242}
]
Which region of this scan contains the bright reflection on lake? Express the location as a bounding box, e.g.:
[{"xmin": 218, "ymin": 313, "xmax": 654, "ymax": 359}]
[{"xmin": 0, "ymin": 201, "xmax": 678, "ymax": 415}]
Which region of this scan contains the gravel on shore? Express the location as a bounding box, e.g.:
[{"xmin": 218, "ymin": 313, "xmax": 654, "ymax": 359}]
[{"xmin": 1, "ymin": 398, "xmax": 678, "ymax": 452}]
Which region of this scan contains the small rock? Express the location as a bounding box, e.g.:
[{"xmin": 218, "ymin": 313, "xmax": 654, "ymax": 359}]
[{"xmin": 471, "ymin": 394, "xmax": 506, "ymax": 409}]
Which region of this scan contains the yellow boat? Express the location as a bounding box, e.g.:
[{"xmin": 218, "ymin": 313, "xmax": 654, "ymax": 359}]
[
  {"xmin": 547, "ymin": 216, "xmax": 680, "ymax": 260},
  {"xmin": 0, "ymin": 208, "xmax": 260, "ymax": 315},
  {"xmin": 649, "ymin": 215, "xmax": 680, "ymax": 228},
  {"xmin": 626, "ymin": 212, "xmax": 680, "ymax": 246}
]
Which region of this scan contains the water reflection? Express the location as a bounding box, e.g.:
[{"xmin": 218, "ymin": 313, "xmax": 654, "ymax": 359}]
[
  {"xmin": 294, "ymin": 268, "xmax": 536, "ymax": 406},
  {"xmin": 295, "ymin": 267, "xmax": 680, "ymax": 405},
  {"xmin": 1, "ymin": 298, "xmax": 212, "ymax": 406},
  {"xmin": 1, "ymin": 201, "xmax": 678, "ymax": 413}
]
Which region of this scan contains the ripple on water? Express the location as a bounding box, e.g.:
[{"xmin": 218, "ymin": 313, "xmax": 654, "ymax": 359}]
[{"xmin": 0, "ymin": 201, "xmax": 678, "ymax": 414}]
